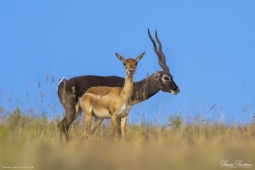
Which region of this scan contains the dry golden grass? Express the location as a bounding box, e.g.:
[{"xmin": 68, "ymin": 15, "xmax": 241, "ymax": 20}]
[{"xmin": 0, "ymin": 108, "xmax": 255, "ymax": 170}]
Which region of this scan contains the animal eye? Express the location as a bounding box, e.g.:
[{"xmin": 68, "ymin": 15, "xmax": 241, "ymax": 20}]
[
  {"xmin": 163, "ymin": 77, "xmax": 170, "ymax": 81},
  {"xmin": 135, "ymin": 62, "xmax": 138, "ymax": 65},
  {"xmin": 123, "ymin": 63, "xmax": 126, "ymax": 66}
]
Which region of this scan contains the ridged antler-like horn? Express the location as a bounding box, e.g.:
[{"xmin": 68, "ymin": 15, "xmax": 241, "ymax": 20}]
[{"xmin": 147, "ymin": 28, "xmax": 170, "ymax": 73}]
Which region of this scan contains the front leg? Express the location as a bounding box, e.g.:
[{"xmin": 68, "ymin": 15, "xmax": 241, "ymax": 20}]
[
  {"xmin": 116, "ymin": 118, "xmax": 122, "ymax": 136},
  {"xmin": 111, "ymin": 115, "xmax": 117, "ymax": 137},
  {"xmin": 121, "ymin": 116, "xmax": 127, "ymax": 138}
]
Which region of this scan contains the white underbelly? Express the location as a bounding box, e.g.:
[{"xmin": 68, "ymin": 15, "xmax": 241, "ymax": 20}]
[
  {"xmin": 92, "ymin": 104, "xmax": 132, "ymax": 119},
  {"xmin": 93, "ymin": 108, "xmax": 111, "ymax": 118}
]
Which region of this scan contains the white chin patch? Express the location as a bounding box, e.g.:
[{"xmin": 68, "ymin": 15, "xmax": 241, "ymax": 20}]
[
  {"xmin": 128, "ymin": 72, "xmax": 134, "ymax": 76},
  {"xmin": 170, "ymin": 90, "xmax": 178, "ymax": 95}
]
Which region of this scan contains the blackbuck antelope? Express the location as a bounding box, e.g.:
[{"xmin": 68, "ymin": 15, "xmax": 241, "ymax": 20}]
[
  {"xmin": 57, "ymin": 29, "xmax": 180, "ymax": 140},
  {"xmin": 80, "ymin": 52, "xmax": 145, "ymax": 137}
]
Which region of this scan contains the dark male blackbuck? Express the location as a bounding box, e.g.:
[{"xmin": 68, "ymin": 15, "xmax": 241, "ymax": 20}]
[{"xmin": 57, "ymin": 29, "xmax": 180, "ymax": 140}]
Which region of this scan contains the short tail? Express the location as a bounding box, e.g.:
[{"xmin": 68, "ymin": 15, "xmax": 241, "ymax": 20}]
[{"xmin": 57, "ymin": 77, "xmax": 67, "ymax": 91}]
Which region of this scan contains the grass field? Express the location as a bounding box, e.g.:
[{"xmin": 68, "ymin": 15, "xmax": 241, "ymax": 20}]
[{"xmin": 0, "ymin": 107, "xmax": 254, "ymax": 170}]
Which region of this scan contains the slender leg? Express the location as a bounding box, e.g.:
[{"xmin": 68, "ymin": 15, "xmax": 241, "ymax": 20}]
[
  {"xmin": 84, "ymin": 113, "xmax": 92, "ymax": 138},
  {"xmin": 90, "ymin": 117, "xmax": 104, "ymax": 133},
  {"xmin": 58, "ymin": 102, "xmax": 76, "ymax": 141},
  {"xmin": 111, "ymin": 115, "xmax": 117, "ymax": 137},
  {"xmin": 80, "ymin": 95, "xmax": 92, "ymax": 138},
  {"xmin": 73, "ymin": 106, "xmax": 83, "ymax": 121},
  {"xmin": 57, "ymin": 89, "xmax": 77, "ymax": 141},
  {"xmin": 116, "ymin": 118, "xmax": 122, "ymax": 136},
  {"xmin": 121, "ymin": 116, "xmax": 127, "ymax": 138},
  {"xmin": 58, "ymin": 117, "xmax": 67, "ymax": 141}
]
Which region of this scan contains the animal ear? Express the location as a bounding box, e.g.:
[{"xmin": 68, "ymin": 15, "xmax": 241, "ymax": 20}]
[
  {"xmin": 135, "ymin": 51, "xmax": 146, "ymax": 62},
  {"xmin": 115, "ymin": 53, "xmax": 125, "ymax": 62},
  {"xmin": 153, "ymin": 72, "xmax": 161, "ymax": 78}
]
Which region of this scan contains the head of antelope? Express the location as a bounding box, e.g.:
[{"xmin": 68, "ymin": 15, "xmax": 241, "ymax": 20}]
[
  {"xmin": 147, "ymin": 28, "xmax": 180, "ymax": 95},
  {"xmin": 153, "ymin": 71, "xmax": 180, "ymax": 95},
  {"xmin": 115, "ymin": 52, "xmax": 145, "ymax": 77}
]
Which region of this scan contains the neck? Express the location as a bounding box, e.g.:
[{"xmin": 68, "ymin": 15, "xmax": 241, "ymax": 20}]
[
  {"xmin": 121, "ymin": 75, "xmax": 133, "ymax": 101},
  {"xmin": 131, "ymin": 74, "xmax": 160, "ymax": 104}
]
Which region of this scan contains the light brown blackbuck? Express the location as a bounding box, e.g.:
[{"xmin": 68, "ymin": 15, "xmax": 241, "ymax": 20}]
[{"xmin": 79, "ymin": 52, "xmax": 145, "ymax": 137}]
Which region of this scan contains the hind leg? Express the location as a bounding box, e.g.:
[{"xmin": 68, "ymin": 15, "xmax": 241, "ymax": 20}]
[
  {"xmin": 73, "ymin": 106, "xmax": 83, "ymax": 120},
  {"xmin": 58, "ymin": 106, "xmax": 76, "ymax": 140},
  {"xmin": 58, "ymin": 117, "xmax": 67, "ymax": 140},
  {"xmin": 90, "ymin": 116, "xmax": 104, "ymax": 134},
  {"xmin": 84, "ymin": 112, "xmax": 92, "ymax": 138},
  {"xmin": 58, "ymin": 92, "xmax": 77, "ymax": 141},
  {"xmin": 80, "ymin": 95, "xmax": 93, "ymax": 138}
]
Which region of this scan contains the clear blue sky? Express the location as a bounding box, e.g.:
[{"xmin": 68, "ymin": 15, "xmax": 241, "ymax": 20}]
[{"xmin": 0, "ymin": 1, "xmax": 255, "ymax": 124}]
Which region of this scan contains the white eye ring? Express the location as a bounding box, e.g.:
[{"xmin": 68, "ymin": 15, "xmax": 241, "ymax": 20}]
[{"xmin": 163, "ymin": 76, "xmax": 170, "ymax": 81}]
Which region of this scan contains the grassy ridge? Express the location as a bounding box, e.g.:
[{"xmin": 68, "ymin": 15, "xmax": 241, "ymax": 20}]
[{"xmin": 0, "ymin": 108, "xmax": 255, "ymax": 170}]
